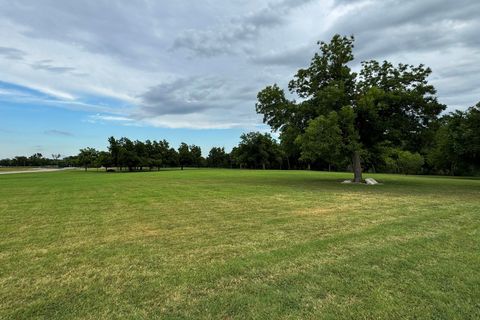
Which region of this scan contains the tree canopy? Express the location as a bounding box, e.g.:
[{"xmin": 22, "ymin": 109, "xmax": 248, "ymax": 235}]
[
  {"xmin": 428, "ymin": 103, "xmax": 480, "ymax": 175},
  {"xmin": 256, "ymin": 35, "xmax": 445, "ymax": 181},
  {"xmin": 232, "ymin": 132, "xmax": 283, "ymax": 170}
]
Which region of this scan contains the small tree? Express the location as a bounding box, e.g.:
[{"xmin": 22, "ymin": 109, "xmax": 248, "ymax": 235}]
[
  {"xmin": 190, "ymin": 145, "xmax": 203, "ymax": 167},
  {"xmin": 296, "ymin": 111, "xmax": 343, "ymax": 171},
  {"xmin": 118, "ymin": 138, "xmax": 140, "ymax": 171},
  {"xmin": 96, "ymin": 151, "xmax": 112, "ymax": 171},
  {"xmin": 207, "ymin": 147, "xmax": 229, "ymax": 168},
  {"xmin": 235, "ymin": 132, "xmax": 282, "ymax": 169},
  {"xmin": 397, "ymin": 151, "xmax": 424, "ymax": 175},
  {"xmin": 51, "ymin": 154, "xmax": 61, "ymax": 167},
  {"xmin": 78, "ymin": 148, "xmax": 98, "ymax": 171},
  {"xmin": 178, "ymin": 143, "xmax": 190, "ymax": 170},
  {"xmin": 108, "ymin": 136, "xmax": 120, "ymax": 169},
  {"xmin": 29, "ymin": 153, "xmax": 45, "ymax": 166}
]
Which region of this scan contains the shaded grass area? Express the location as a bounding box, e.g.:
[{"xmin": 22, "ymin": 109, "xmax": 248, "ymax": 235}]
[{"xmin": 0, "ymin": 169, "xmax": 479, "ymax": 319}]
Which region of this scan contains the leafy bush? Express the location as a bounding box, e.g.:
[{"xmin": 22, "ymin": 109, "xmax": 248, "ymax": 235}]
[
  {"xmin": 397, "ymin": 150, "xmax": 424, "ymax": 174},
  {"xmin": 380, "ymin": 148, "xmax": 424, "ymax": 174}
]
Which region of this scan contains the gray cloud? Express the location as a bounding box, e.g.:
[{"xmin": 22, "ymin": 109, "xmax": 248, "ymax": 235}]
[
  {"xmin": 44, "ymin": 129, "xmax": 74, "ymax": 137},
  {"xmin": 0, "ymin": 46, "xmax": 26, "ymax": 60},
  {"xmin": 172, "ymin": 0, "xmax": 315, "ymax": 57},
  {"xmin": 250, "ymin": 45, "xmax": 316, "ymax": 68},
  {"xmin": 247, "ymin": 0, "xmax": 480, "ymax": 67},
  {"xmin": 31, "ymin": 60, "xmax": 76, "ymax": 74},
  {"xmin": 0, "ymin": 1, "xmax": 169, "ymax": 68},
  {"xmin": 138, "ymin": 76, "xmax": 259, "ymax": 117},
  {"xmin": 332, "ymin": 0, "xmax": 480, "ymax": 61},
  {"xmin": 322, "ymin": 0, "xmax": 480, "ymax": 112}
]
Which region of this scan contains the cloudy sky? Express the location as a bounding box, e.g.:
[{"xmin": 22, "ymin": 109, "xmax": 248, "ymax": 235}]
[{"xmin": 1, "ymin": 0, "xmax": 479, "ymax": 158}]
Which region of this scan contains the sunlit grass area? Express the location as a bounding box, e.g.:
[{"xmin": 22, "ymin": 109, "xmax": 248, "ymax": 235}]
[{"xmin": 0, "ymin": 169, "xmax": 479, "ymax": 319}]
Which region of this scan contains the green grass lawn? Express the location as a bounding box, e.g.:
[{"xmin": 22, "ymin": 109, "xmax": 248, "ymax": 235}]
[{"xmin": 0, "ymin": 169, "xmax": 479, "ymax": 319}]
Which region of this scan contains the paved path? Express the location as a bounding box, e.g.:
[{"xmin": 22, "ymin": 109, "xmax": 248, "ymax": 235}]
[{"xmin": 0, "ymin": 168, "xmax": 76, "ymax": 175}]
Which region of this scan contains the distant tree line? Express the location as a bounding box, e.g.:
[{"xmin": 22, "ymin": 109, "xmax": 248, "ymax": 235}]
[
  {"xmin": 1, "ymin": 106, "xmax": 478, "ymax": 175},
  {"xmin": 0, "ymin": 153, "xmax": 71, "ymax": 167},
  {"xmin": 71, "ymin": 134, "xmax": 285, "ymax": 171}
]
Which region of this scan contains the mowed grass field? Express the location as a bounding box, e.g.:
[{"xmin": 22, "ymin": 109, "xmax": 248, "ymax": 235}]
[{"xmin": 0, "ymin": 169, "xmax": 479, "ymax": 319}]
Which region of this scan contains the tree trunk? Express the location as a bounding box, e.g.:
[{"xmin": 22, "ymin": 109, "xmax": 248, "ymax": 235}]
[
  {"xmin": 450, "ymin": 162, "xmax": 456, "ymax": 176},
  {"xmin": 262, "ymin": 163, "xmax": 266, "ymax": 170},
  {"xmin": 352, "ymin": 151, "xmax": 362, "ymax": 183},
  {"xmin": 181, "ymin": 165, "xmax": 184, "ymax": 170},
  {"xmin": 287, "ymin": 157, "xmax": 291, "ymax": 170},
  {"xmin": 84, "ymin": 165, "xmax": 87, "ymax": 172}
]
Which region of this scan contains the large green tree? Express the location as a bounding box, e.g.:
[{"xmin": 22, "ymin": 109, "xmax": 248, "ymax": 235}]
[
  {"xmin": 190, "ymin": 145, "xmax": 203, "ymax": 167},
  {"xmin": 235, "ymin": 132, "xmax": 282, "ymax": 169},
  {"xmin": 428, "ymin": 102, "xmax": 480, "ymax": 175},
  {"xmin": 108, "ymin": 136, "xmax": 120, "ymax": 168},
  {"xmin": 207, "ymin": 147, "xmax": 229, "ymax": 168},
  {"xmin": 118, "ymin": 138, "xmax": 140, "ymax": 171},
  {"xmin": 295, "ymin": 111, "xmax": 344, "ymax": 171},
  {"xmin": 256, "ymin": 35, "xmax": 444, "ymax": 182},
  {"xmin": 96, "ymin": 151, "xmax": 112, "ymax": 171},
  {"xmin": 153, "ymin": 139, "xmax": 174, "ymax": 169}
]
